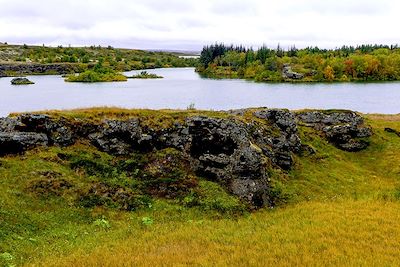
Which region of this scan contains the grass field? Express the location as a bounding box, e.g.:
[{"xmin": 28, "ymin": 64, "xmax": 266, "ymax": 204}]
[
  {"xmin": 36, "ymin": 200, "xmax": 400, "ymax": 267},
  {"xmin": 1, "ymin": 112, "xmax": 400, "ymax": 267}
]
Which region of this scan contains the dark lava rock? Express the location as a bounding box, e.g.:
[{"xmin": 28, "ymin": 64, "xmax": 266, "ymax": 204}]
[
  {"xmin": 89, "ymin": 119, "xmax": 143, "ymax": 155},
  {"xmin": 254, "ymin": 109, "xmax": 301, "ymax": 169},
  {"xmin": 186, "ymin": 116, "xmax": 272, "ymax": 207},
  {"xmin": 0, "ymin": 108, "xmax": 373, "ymax": 208},
  {"xmin": 18, "ymin": 114, "xmax": 75, "ymax": 146},
  {"xmin": 297, "ymin": 110, "xmax": 364, "ymax": 127},
  {"xmin": 151, "ymin": 124, "xmax": 191, "ymax": 151},
  {"xmin": 0, "ymin": 118, "xmax": 24, "ymax": 132},
  {"xmin": 0, "ymin": 63, "xmax": 91, "ymax": 76},
  {"xmin": 11, "ymin": 77, "xmax": 34, "ymax": 85},
  {"xmin": 296, "ymin": 110, "xmax": 372, "ymax": 152},
  {"xmin": 0, "ymin": 132, "xmax": 48, "ymax": 155}
]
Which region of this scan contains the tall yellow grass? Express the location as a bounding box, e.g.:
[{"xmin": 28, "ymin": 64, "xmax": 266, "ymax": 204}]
[{"xmin": 31, "ymin": 200, "xmax": 400, "ymax": 267}]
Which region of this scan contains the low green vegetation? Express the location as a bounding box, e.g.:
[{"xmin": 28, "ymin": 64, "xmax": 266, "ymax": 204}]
[
  {"xmin": 197, "ymin": 43, "xmax": 400, "ymax": 82},
  {"xmin": 128, "ymin": 71, "xmax": 163, "ymax": 79},
  {"xmin": 1, "ymin": 110, "xmax": 400, "ymax": 266},
  {"xmin": 65, "ymin": 70, "xmax": 127, "ymax": 83},
  {"xmin": 65, "ymin": 61, "xmax": 127, "ymax": 82}
]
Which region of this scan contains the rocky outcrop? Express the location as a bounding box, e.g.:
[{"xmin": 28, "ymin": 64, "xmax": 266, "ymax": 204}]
[
  {"xmin": 282, "ymin": 64, "xmax": 304, "ymax": 80},
  {"xmin": 0, "ymin": 63, "xmax": 91, "ymax": 77},
  {"xmin": 0, "ymin": 109, "xmax": 372, "ymax": 208},
  {"xmin": 296, "ymin": 110, "xmax": 372, "ymax": 151},
  {"xmin": 0, "ymin": 132, "xmax": 48, "ymax": 155},
  {"xmin": 253, "ymin": 109, "xmax": 301, "ymax": 169},
  {"xmin": 17, "ymin": 114, "xmax": 76, "ymax": 146},
  {"xmin": 186, "ymin": 116, "xmax": 272, "ymax": 206},
  {"xmin": 11, "ymin": 77, "xmax": 34, "ymax": 85},
  {"xmin": 89, "ymin": 119, "xmax": 144, "ymax": 155}
]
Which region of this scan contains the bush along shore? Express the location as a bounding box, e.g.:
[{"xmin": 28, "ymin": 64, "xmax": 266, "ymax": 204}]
[
  {"xmin": 197, "ymin": 43, "xmax": 400, "ymax": 82},
  {"xmin": 2, "ymin": 108, "xmax": 400, "ymax": 266}
]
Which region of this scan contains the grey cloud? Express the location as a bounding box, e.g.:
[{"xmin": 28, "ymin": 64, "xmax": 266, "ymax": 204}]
[
  {"xmin": 178, "ymin": 17, "xmax": 209, "ymax": 29},
  {"xmin": 0, "ymin": 0, "xmax": 398, "ymax": 50},
  {"xmin": 141, "ymin": 0, "xmax": 194, "ymax": 13},
  {"xmin": 280, "ymin": 0, "xmax": 391, "ymax": 16},
  {"xmin": 210, "ymin": 0, "xmax": 258, "ymax": 16}
]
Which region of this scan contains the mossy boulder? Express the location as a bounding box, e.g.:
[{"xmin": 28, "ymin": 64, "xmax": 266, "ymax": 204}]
[
  {"xmin": 11, "ymin": 77, "xmax": 34, "ymax": 85},
  {"xmin": 296, "ymin": 110, "xmax": 372, "ymax": 151}
]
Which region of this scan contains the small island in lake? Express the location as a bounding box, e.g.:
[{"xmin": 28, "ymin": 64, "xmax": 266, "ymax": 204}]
[
  {"xmin": 65, "ymin": 62, "xmax": 127, "ymax": 82},
  {"xmin": 10, "ymin": 77, "xmax": 34, "ymax": 85},
  {"xmin": 128, "ymin": 71, "xmax": 163, "ymax": 79}
]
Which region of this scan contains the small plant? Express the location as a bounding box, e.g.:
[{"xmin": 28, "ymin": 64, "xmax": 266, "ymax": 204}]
[
  {"xmin": 141, "ymin": 217, "xmax": 154, "ymax": 226},
  {"xmin": 0, "ymin": 252, "xmax": 15, "ymax": 267},
  {"xmin": 93, "ymin": 218, "xmax": 111, "ymax": 229}
]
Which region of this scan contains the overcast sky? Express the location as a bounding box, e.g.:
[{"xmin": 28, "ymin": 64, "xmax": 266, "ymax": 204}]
[{"xmin": 0, "ymin": 0, "xmax": 398, "ymax": 51}]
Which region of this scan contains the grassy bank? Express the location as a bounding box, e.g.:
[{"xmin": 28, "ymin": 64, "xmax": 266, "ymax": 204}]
[{"xmin": 1, "ymin": 110, "xmax": 400, "ymax": 266}]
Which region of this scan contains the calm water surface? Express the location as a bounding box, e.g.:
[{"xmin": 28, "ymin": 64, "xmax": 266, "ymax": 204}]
[{"xmin": 0, "ymin": 67, "xmax": 399, "ymax": 117}]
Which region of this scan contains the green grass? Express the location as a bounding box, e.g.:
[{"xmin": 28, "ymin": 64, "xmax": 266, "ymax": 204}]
[
  {"xmin": 1, "ymin": 112, "xmax": 400, "ymax": 266},
  {"xmin": 30, "ymin": 200, "xmax": 400, "ymax": 267}
]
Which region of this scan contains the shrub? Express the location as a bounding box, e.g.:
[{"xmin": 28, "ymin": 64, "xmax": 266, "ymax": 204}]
[
  {"xmin": 78, "ymin": 183, "xmax": 152, "ymax": 211},
  {"xmin": 141, "ymin": 217, "xmax": 154, "ymax": 226},
  {"xmin": 93, "ymin": 218, "xmax": 111, "ymax": 229}
]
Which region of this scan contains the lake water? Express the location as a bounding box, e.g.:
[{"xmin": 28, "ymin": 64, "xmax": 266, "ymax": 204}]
[{"xmin": 0, "ymin": 67, "xmax": 400, "ymax": 117}]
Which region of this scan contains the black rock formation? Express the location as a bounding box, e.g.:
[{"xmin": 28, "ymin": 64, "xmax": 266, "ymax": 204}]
[{"xmin": 0, "ymin": 109, "xmax": 372, "ymax": 207}]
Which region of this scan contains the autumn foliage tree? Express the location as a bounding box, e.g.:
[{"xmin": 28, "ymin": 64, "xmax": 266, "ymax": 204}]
[{"xmin": 323, "ymin": 65, "xmax": 335, "ymax": 81}]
